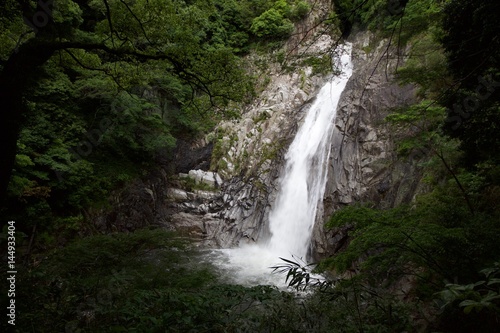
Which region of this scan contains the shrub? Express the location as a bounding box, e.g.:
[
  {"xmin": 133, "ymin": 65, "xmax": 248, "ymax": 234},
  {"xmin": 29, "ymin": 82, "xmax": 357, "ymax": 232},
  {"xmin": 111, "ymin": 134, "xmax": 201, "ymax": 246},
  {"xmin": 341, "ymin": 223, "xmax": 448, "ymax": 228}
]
[{"xmin": 251, "ymin": 8, "xmax": 294, "ymax": 38}]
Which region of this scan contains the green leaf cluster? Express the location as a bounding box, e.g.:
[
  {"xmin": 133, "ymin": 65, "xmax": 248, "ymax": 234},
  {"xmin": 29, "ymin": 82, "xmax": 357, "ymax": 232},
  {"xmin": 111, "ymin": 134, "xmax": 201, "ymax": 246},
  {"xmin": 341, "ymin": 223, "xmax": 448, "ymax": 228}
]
[
  {"xmin": 250, "ymin": 0, "xmax": 310, "ymax": 39},
  {"xmin": 333, "ymin": 0, "xmax": 443, "ymax": 40},
  {"xmin": 1, "ymin": 0, "xmax": 271, "ymax": 237},
  {"xmin": 435, "ymin": 263, "xmax": 500, "ymax": 331},
  {"xmin": 251, "ymin": 8, "xmax": 295, "ymax": 38}
]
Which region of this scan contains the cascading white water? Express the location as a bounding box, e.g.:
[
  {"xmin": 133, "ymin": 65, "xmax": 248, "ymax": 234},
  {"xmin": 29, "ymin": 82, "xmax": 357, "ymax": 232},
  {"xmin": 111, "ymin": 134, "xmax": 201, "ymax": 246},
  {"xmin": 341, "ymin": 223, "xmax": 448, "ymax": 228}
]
[
  {"xmin": 266, "ymin": 43, "xmax": 353, "ymax": 259},
  {"xmin": 212, "ymin": 43, "xmax": 353, "ymax": 287}
]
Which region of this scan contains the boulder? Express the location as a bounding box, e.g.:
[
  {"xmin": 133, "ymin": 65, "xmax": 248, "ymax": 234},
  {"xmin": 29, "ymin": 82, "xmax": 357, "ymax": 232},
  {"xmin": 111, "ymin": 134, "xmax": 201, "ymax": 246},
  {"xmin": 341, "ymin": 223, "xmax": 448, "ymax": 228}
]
[{"xmin": 187, "ymin": 169, "xmax": 223, "ymax": 187}]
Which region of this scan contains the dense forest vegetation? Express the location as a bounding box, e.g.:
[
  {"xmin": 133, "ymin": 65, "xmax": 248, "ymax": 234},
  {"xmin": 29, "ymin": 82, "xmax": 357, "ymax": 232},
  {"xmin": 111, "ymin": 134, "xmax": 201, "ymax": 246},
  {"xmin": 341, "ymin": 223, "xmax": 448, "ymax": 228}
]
[{"xmin": 1, "ymin": 0, "xmax": 499, "ymax": 332}]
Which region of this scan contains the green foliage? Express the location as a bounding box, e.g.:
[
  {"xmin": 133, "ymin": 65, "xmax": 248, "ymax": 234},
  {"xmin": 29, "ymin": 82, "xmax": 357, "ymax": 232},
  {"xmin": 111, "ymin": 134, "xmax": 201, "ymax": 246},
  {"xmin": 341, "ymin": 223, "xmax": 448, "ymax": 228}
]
[
  {"xmin": 210, "ymin": 129, "xmax": 237, "ymax": 172},
  {"xmin": 272, "ymin": 257, "xmax": 414, "ymax": 332},
  {"xmin": 274, "ymin": 158, "xmax": 499, "ymax": 330},
  {"xmin": 272, "ymin": 256, "xmax": 322, "ymax": 291},
  {"xmin": 333, "ymin": 0, "xmax": 443, "ymax": 42},
  {"xmin": 333, "ymin": 0, "xmax": 394, "ymax": 33},
  {"xmin": 322, "ymin": 170, "xmax": 500, "ymax": 278},
  {"xmin": 315, "ymin": 159, "xmax": 500, "ymax": 328},
  {"xmin": 15, "ymin": 227, "xmax": 422, "ymax": 333},
  {"xmin": 441, "ymin": 0, "xmax": 499, "ymax": 81},
  {"xmin": 396, "ymin": 32, "xmax": 449, "ymax": 98},
  {"xmin": 1, "ymin": 0, "xmax": 267, "ymax": 240},
  {"xmin": 435, "ymin": 262, "xmax": 500, "ymax": 332},
  {"xmin": 14, "ymin": 229, "xmax": 213, "ymax": 331},
  {"xmin": 248, "ymin": 0, "xmax": 314, "ymax": 39},
  {"xmin": 291, "ymin": 1, "xmax": 311, "ymax": 19},
  {"xmin": 438, "ymin": 263, "xmax": 500, "ymax": 314},
  {"xmin": 3, "ymin": 62, "xmax": 180, "ymax": 227},
  {"xmin": 99, "ymin": 91, "xmax": 177, "ymax": 157},
  {"xmin": 385, "ymin": 100, "xmax": 447, "ymax": 155},
  {"xmin": 324, "ymin": 204, "xmax": 452, "ymax": 277},
  {"xmin": 440, "ymin": 0, "xmax": 500, "ymax": 164},
  {"xmin": 386, "ymin": 0, "xmax": 443, "ymax": 43},
  {"xmin": 251, "ymin": 8, "xmax": 294, "ymax": 38},
  {"xmin": 178, "ymin": 175, "xmax": 217, "ymax": 192}
]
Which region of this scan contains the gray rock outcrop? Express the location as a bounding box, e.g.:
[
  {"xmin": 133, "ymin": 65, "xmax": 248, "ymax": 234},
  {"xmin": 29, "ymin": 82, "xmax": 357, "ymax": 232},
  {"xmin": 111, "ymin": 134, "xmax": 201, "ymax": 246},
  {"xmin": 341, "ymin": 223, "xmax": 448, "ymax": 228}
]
[
  {"xmin": 202, "ymin": 31, "xmax": 426, "ymax": 258},
  {"xmin": 312, "ymin": 31, "xmax": 425, "ymax": 259}
]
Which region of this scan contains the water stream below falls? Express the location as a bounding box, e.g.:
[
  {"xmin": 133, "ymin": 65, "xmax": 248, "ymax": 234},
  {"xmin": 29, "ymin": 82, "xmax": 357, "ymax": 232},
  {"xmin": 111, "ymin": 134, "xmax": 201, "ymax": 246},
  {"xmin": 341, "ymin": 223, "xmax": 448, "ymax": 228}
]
[{"xmin": 210, "ymin": 43, "xmax": 353, "ymax": 288}]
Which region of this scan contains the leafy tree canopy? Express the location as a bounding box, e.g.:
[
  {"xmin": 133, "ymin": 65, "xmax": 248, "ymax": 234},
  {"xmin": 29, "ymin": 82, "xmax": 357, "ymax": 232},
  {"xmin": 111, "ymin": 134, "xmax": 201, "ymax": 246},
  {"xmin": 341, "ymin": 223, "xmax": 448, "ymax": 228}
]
[{"xmin": 0, "ymin": 0, "xmax": 283, "ymax": 228}]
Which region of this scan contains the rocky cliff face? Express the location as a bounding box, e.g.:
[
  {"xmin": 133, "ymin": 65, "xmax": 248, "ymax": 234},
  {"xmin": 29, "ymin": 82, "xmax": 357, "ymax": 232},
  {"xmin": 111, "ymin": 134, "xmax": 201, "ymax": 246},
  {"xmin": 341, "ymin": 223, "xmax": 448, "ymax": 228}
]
[
  {"xmin": 311, "ymin": 31, "xmax": 424, "ymax": 259},
  {"xmin": 164, "ymin": 30, "xmax": 427, "ymax": 257}
]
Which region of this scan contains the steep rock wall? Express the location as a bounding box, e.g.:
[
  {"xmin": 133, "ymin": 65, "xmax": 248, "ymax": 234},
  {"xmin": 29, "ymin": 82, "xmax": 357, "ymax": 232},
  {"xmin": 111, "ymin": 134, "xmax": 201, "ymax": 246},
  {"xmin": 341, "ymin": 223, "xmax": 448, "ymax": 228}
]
[
  {"xmin": 205, "ymin": 31, "xmax": 426, "ymax": 256},
  {"xmin": 311, "ymin": 31, "xmax": 424, "ymax": 259}
]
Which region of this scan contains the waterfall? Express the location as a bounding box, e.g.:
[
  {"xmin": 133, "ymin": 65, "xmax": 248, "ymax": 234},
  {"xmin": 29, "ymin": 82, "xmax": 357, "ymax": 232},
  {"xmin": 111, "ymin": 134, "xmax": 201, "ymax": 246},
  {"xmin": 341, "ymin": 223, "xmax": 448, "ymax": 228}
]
[
  {"xmin": 212, "ymin": 43, "xmax": 353, "ymax": 287},
  {"xmin": 266, "ymin": 43, "xmax": 353, "ymax": 259}
]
